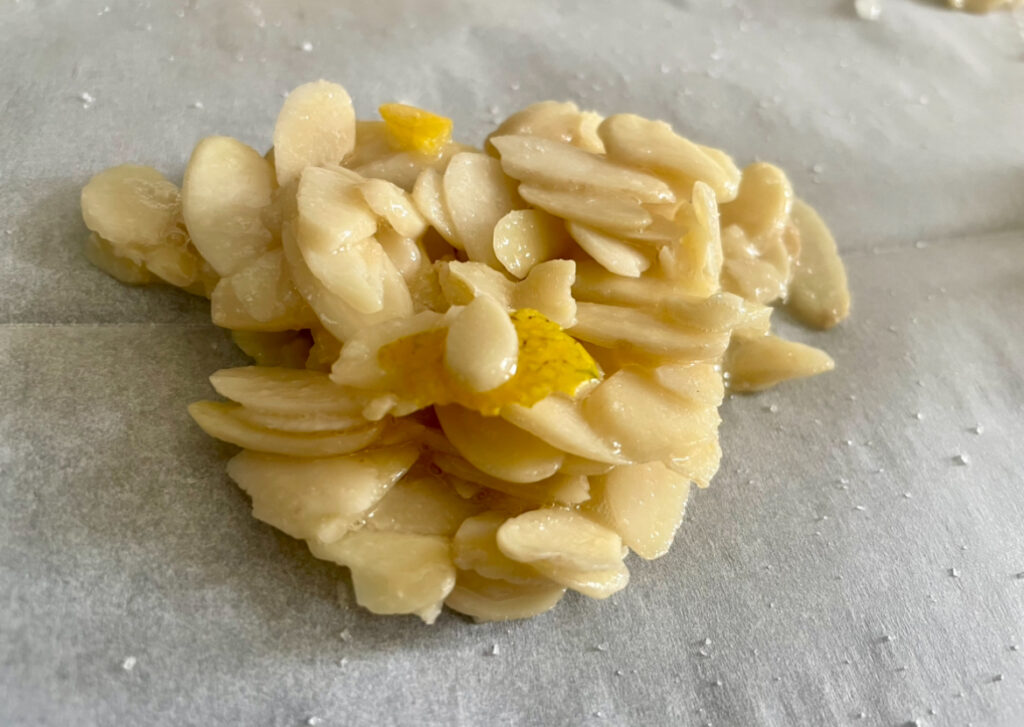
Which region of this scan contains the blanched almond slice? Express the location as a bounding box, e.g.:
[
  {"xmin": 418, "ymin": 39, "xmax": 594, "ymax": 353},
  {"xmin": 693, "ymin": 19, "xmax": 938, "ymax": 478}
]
[
  {"xmin": 231, "ymin": 408, "xmax": 367, "ymax": 433},
  {"xmin": 490, "ymin": 134, "xmax": 674, "ymax": 203},
  {"xmin": 442, "ymin": 152, "xmax": 518, "ymax": 267},
  {"xmin": 786, "ymin": 199, "xmax": 851, "ymax": 329},
  {"xmin": 651, "ymin": 362, "xmax": 725, "ymax": 409},
  {"xmin": 571, "ymin": 302, "xmax": 730, "ymax": 359},
  {"xmin": 582, "ymin": 369, "xmax": 720, "ymax": 464},
  {"xmin": 436, "ymin": 405, "xmax": 565, "ymax": 484},
  {"xmin": 226, "ymin": 444, "xmax": 418, "ymax": 543},
  {"xmin": 496, "ymin": 509, "xmax": 624, "ymax": 573},
  {"xmin": 359, "ymin": 177, "xmax": 428, "ymax": 239},
  {"xmin": 412, "ymin": 168, "xmax": 459, "ymax": 247},
  {"xmin": 598, "ymin": 114, "xmax": 740, "ymax": 201},
  {"xmin": 567, "ymin": 222, "xmax": 652, "ymax": 278},
  {"xmin": 209, "ymin": 366, "xmax": 367, "ymax": 416},
  {"xmin": 83, "ymin": 233, "xmax": 154, "ymax": 285},
  {"xmin": 283, "ymin": 220, "xmax": 413, "ymax": 340},
  {"xmin": 211, "ymin": 248, "xmax": 317, "ymax": 331},
  {"xmin": 486, "ymin": 101, "xmax": 593, "ymax": 152},
  {"xmin": 182, "ymin": 136, "xmax": 275, "ymax": 276},
  {"xmin": 588, "ymin": 462, "xmax": 690, "ymax": 560},
  {"xmin": 437, "ymin": 260, "xmax": 515, "ymax": 308},
  {"xmin": 378, "ymin": 229, "xmax": 446, "ymax": 313},
  {"xmin": 445, "ymin": 569, "xmax": 565, "ymax": 622},
  {"xmin": 572, "ymin": 261, "xmax": 768, "ymax": 333},
  {"xmin": 659, "ymin": 181, "xmax": 722, "ymax": 297},
  {"xmin": 517, "ymin": 185, "xmax": 652, "ymax": 236},
  {"xmin": 365, "ymin": 472, "xmax": 481, "ymax": 536},
  {"xmin": 444, "ymin": 297, "xmax": 519, "ymax": 392},
  {"xmin": 81, "ymin": 164, "xmax": 181, "ymax": 250},
  {"xmin": 299, "ymin": 236, "xmax": 390, "ymax": 315},
  {"xmin": 719, "ymin": 162, "xmax": 793, "ymax": 241},
  {"xmin": 720, "ymin": 225, "xmax": 789, "ymax": 305},
  {"xmin": 296, "ymin": 166, "xmax": 378, "ymax": 255},
  {"xmin": 539, "ymin": 561, "xmax": 630, "ymax": 600},
  {"xmin": 309, "ymin": 531, "xmax": 455, "ymax": 624},
  {"xmin": 510, "ymin": 259, "xmax": 577, "ymax": 329},
  {"xmin": 493, "ymin": 209, "xmax": 572, "ymax": 279},
  {"xmin": 453, "ymin": 512, "xmax": 548, "ymax": 584},
  {"xmin": 188, "ymin": 401, "xmax": 384, "ymax": 457},
  {"xmin": 501, "ymin": 395, "xmax": 626, "ymax": 465},
  {"xmin": 724, "ymin": 334, "xmax": 835, "ymax": 392},
  {"xmin": 272, "ymin": 80, "xmax": 356, "ymax": 186}
]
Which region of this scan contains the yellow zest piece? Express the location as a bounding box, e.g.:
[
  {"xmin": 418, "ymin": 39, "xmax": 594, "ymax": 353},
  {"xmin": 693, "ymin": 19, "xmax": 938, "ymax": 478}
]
[
  {"xmin": 378, "ymin": 309, "xmax": 601, "ymax": 416},
  {"xmin": 379, "ymin": 103, "xmax": 453, "ymax": 156}
]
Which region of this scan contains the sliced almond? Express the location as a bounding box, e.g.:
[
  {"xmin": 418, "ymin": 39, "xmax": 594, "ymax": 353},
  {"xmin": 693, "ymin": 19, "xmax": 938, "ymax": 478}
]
[
  {"xmin": 501, "ymin": 395, "xmax": 626, "ymax": 465},
  {"xmin": 517, "ymin": 184, "xmax": 652, "ymax": 236},
  {"xmin": 453, "ymin": 512, "xmax": 548, "ymax": 584},
  {"xmin": 444, "ymin": 296, "xmax": 519, "ymax": 392},
  {"xmin": 188, "ymin": 401, "xmax": 384, "ymax": 457},
  {"xmin": 582, "ymin": 368, "xmax": 720, "ymax": 464},
  {"xmin": 587, "ymin": 462, "xmax": 690, "ymax": 560},
  {"xmin": 436, "ymin": 405, "xmax": 565, "ymax": 484},
  {"xmin": 437, "ymin": 260, "xmax": 515, "ymax": 308},
  {"xmin": 226, "ymin": 444, "xmax": 417, "ymax": 543},
  {"xmin": 445, "ymin": 570, "xmax": 565, "ymax": 622},
  {"xmin": 209, "ymin": 366, "xmax": 367, "ymax": 416},
  {"xmin": 359, "ymin": 177, "xmax": 428, "ymax": 239},
  {"xmin": 309, "ymin": 531, "xmax": 455, "ymax": 624},
  {"xmin": 567, "ymin": 222, "xmax": 652, "ymax": 278},
  {"xmin": 724, "ymin": 334, "xmax": 835, "ymax": 392},
  {"xmin": 719, "ymin": 162, "xmax": 793, "ymax": 241},
  {"xmin": 658, "ymin": 181, "xmax": 722, "ymax": 297},
  {"xmin": 231, "ymin": 408, "xmax": 367, "ymax": 433},
  {"xmin": 211, "ymin": 248, "xmax": 317, "ymax": 331},
  {"xmin": 442, "ymin": 152, "xmax": 519, "ymax": 267},
  {"xmin": 496, "ymin": 509, "xmax": 624, "ymax": 573},
  {"xmin": 272, "ymin": 80, "xmax": 356, "ymax": 186},
  {"xmin": 412, "ymin": 167, "xmax": 459, "ymax": 247},
  {"xmin": 283, "ymin": 220, "xmax": 413, "ymax": 341},
  {"xmin": 182, "ymin": 136, "xmax": 276, "ymax": 276},
  {"xmin": 295, "ymin": 166, "xmax": 375, "ymax": 248},
  {"xmin": 81, "ymin": 164, "xmax": 181, "ymax": 250},
  {"xmin": 490, "ymin": 134, "xmax": 674, "ymax": 203},
  {"xmin": 598, "ymin": 114, "xmax": 740, "ymax": 201},
  {"xmin": 570, "ymin": 302, "xmax": 730, "ymax": 359},
  {"xmin": 539, "ymin": 561, "xmax": 630, "ymax": 600},
  {"xmin": 365, "ymin": 471, "xmax": 481, "ymax": 536},
  {"xmin": 493, "ymin": 209, "xmax": 572, "ymax": 279},
  {"xmin": 786, "ymin": 199, "xmax": 851, "ymax": 329}
]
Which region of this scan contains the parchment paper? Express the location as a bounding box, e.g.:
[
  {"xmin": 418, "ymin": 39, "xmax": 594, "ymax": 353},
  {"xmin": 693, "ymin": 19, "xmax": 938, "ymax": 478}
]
[{"xmin": 2, "ymin": 1, "xmax": 1023, "ymax": 725}]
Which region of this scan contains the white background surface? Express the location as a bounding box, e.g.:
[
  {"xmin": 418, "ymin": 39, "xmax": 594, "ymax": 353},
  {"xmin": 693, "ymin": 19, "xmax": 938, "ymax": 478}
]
[{"xmin": 1, "ymin": 1, "xmax": 1023, "ymax": 725}]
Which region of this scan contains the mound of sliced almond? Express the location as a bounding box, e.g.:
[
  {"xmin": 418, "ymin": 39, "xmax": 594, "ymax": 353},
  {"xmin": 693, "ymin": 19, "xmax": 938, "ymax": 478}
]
[{"xmin": 81, "ymin": 81, "xmax": 850, "ymax": 623}]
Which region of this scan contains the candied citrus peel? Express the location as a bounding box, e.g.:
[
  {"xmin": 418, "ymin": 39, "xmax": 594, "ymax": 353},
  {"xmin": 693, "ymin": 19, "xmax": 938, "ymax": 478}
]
[
  {"xmin": 378, "ymin": 308, "xmax": 601, "ymax": 416},
  {"xmin": 378, "ymin": 103, "xmax": 454, "ymax": 156}
]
